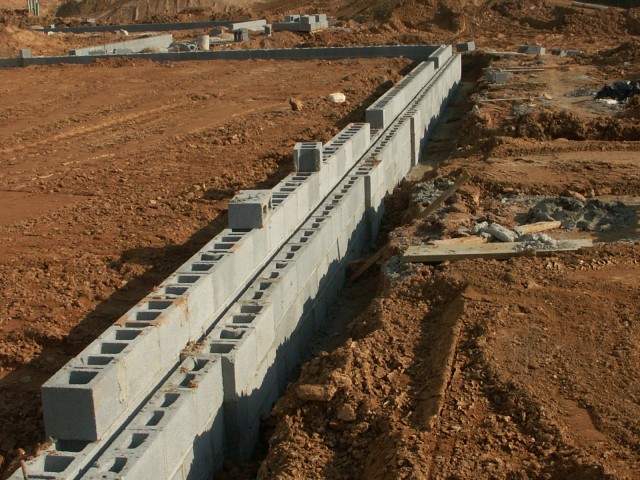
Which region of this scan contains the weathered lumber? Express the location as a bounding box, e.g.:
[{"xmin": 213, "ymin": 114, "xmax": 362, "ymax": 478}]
[
  {"xmin": 402, "ymin": 239, "xmax": 593, "ymax": 263},
  {"xmin": 348, "ymin": 245, "xmax": 391, "ymax": 282},
  {"xmin": 513, "ymin": 221, "xmax": 562, "ymax": 236},
  {"xmin": 415, "ymin": 170, "xmax": 471, "ymax": 220},
  {"xmin": 429, "ymin": 236, "xmax": 489, "ymax": 246}
]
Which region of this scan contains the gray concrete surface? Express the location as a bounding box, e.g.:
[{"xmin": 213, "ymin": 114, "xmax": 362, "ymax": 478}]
[
  {"xmin": 68, "ymin": 34, "xmax": 173, "ymax": 56},
  {"xmin": 0, "ymin": 45, "xmax": 439, "ymax": 68}
]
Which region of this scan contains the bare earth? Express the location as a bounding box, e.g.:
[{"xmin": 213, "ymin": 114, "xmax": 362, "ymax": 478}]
[{"xmin": 0, "ymin": 0, "xmax": 640, "ymax": 478}]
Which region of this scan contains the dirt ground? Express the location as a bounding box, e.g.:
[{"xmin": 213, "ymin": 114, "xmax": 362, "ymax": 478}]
[{"xmin": 1, "ymin": 0, "xmax": 640, "ymax": 479}]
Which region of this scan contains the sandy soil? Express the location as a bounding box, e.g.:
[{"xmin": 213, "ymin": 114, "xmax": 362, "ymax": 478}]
[{"xmin": 0, "ymin": 0, "xmax": 639, "ymax": 479}]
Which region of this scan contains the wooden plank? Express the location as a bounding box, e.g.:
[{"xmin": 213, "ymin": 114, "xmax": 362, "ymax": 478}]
[
  {"xmin": 415, "ymin": 170, "xmax": 471, "ymax": 220},
  {"xmin": 402, "ymin": 239, "xmax": 593, "ymax": 263},
  {"xmin": 513, "ymin": 221, "xmax": 562, "ymax": 236},
  {"xmin": 429, "ymin": 236, "xmax": 489, "ymax": 246},
  {"xmin": 348, "ymin": 245, "xmax": 390, "ymax": 282},
  {"xmin": 479, "ymin": 97, "xmax": 532, "ymax": 102}
]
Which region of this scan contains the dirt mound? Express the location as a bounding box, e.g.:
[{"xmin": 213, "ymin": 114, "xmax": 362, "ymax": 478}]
[
  {"xmin": 258, "ymin": 243, "xmax": 640, "ymax": 479},
  {"xmin": 514, "ymin": 109, "xmax": 640, "ymax": 141},
  {"xmin": 526, "ymin": 197, "xmax": 637, "ymax": 231},
  {"xmin": 594, "ymin": 41, "xmax": 640, "ymax": 66}
]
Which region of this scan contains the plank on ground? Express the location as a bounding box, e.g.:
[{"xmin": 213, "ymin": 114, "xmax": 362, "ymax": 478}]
[
  {"xmin": 513, "ymin": 221, "xmax": 562, "ymax": 236},
  {"xmin": 429, "ymin": 236, "xmax": 489, "ymax": 246},
  {"xmin": 402, "ymin": 239, "xmax": 593, "ymax": 263}
]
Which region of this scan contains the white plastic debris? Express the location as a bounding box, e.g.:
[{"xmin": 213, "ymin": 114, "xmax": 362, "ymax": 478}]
[{"xmin": 327, "ymin": 92, "xmax": 346, "ymax": 103}]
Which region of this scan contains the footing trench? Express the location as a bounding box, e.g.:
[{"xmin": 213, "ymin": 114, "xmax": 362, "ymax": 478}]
[{"xmin": 9, "ymin": 45, "xmax": 461, "ymax": 480}]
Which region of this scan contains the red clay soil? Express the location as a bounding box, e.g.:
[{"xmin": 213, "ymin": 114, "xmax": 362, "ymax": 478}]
[
  {"xmin": 0, "ymin": 0, "xmax": 640, "ymax": 478},
  {"xmin": 258, "ymin": 243, "xmax": 640, "ymax": 480},
  {"xmin": 0, "ymin": 56, "xmax": 410, "ymax": 477}
]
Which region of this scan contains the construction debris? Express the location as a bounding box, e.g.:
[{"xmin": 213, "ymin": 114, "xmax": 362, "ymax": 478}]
[
  {"xmin": 596, "ymin": 80, "xmax": 640, "ymax": 102},
  {"xmin": 527, "ymin": 197, "xmax": 637, "ymax": 232},
  {"xmin": 402, "ymin": 238, "xmax": 593, "ymax": 263}
]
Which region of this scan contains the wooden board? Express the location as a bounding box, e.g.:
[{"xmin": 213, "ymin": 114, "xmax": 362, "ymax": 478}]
[
  {"xmin": 402, "ymin": 239, "xmax": 593, "ymax": 263},
  {"xmin": 429, "ymin": 236, "xmax": 489, "ymax": 246},
  {"xmin": 513, "ymin": 220, "xmax": 562, "ymax": 236}
]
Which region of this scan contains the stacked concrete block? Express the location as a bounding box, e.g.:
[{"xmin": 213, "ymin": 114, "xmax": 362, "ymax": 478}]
[
  {"xmin": 1, "ymin": 45, "xmax": 443, "ymax": 68},
  {"xmin": 365, "ymin": 61, "xmax": 436, "ymax": 130},
  {"xmin": 405, "ymin": 54, "xmax": 462, "ymax": 166},
  {"xmin": 233, "ymin": 29, "xmax": 249, "ymax": 42},
  {"xmin": 42, "ymin": 169, "xmax": 332, "ymax": 444},
  {"xmin": 427, "ymin": 44, "xmax": 453, "ymax": 68},
  {"xmin": 208, "ymin": 174, "xmax": 368, "ymax": 462},
  {"xmin": 68, "ymin": 34, "xmax": 173, "ymax": 56},
  {"xmin": 228, "ymin": 190, "xmax": 272, "ymax": 229},
  {"xmin": 82, "ymin": 356, "xmax": 224, "ymax": 480},
  {"xmin": 273, "ymin": 13, "xmax": 328, "ymax": 32},
  {"xmin": 19, "ymin": 45, "xmax": 462, "ymax": 480}
]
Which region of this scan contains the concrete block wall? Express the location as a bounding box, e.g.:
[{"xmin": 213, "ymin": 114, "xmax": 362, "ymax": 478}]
[
  {"xmin": 68, "ymin": 34, "xmax": 173, "ymax": 56},
  {"xmin": 32, "ymin": 121, "xmax": 372, "ymax": 477},
  {"xmin": 41, "ymin": 123, "xmax": 370, "ymax": 444},
  {"xmin": 0, "ymin": 45, "xmax": 440, "ymax": 68},
  {"xmin": 229, "ymin": 20, "xmax": 267, "ymax": 32},
  {"xmin": 273, "ymin": 14, "xmax": 328, "ymax": 32},
  {"xmin": 83, "ymin": 356, "xmax": 224, "ymax": 480},
  {"xmin": 15, "ymin": 48, "xmax": 461, "ymax": 480},
  {"xmin": 365, "ymin": 61, "xmax": 435, "ymax": 130},
  {"xmin": 427, "ymin": 44, "xmax": 453, "ymax": 69}
]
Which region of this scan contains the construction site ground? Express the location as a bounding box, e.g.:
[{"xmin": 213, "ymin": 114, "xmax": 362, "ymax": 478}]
[{"xmin": 1, "ymin": 0, "xmax": 639, "ymax": 479}]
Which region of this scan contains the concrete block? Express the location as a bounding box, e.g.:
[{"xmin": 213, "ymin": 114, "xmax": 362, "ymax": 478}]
[
  {"xmin": 456, "ymin": 41, "xmax": 475, "ymax": 52},
  {"xmin": 428, "ymin": 44, "xmax": 453, "ymax": 69},
  {"xmin": 230, "ymin": 20, "xmax": 267, "ymax": 32},
  {"xmin": 214, "ymin": 332, "xmax": 258, "ymax": 400},
  {"xmin": 69, "ymin": 34, "xmax": 174, "ymax": 56},
  {"xmin": 228, "ymin": 190, "xmax": 272, "ymax": 229},
  {"xmin": 233, "ymin": 29, "xmax": 249, "ymax": 42},
  {"xmin": 42, "ymin": 324, "xmax": 164, "ymax": 442},
  {"xmin": 366, "ymin": 61, "xmax": 435, "ymax": 130},
  {"xmin": 294, "ymin": 142, "xmax": 323, "ymax": 172},
  {"xmin": 86, "ymin": 355, "xmax": 224, "ymax": 480},
  {"xmin": 517, "ymin": 45, "xmax": 545, "ymax": 55},
  {"xmin": 485, "ymin": 70, "xmax": 509, "ymax": 84}
]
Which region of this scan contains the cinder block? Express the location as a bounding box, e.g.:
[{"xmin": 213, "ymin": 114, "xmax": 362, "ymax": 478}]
[
  {"xmin": 517, "ymin": 45, "xmax": 545, "ymax": 55},
  {"xmin": 69, "ymin": 34, "xmax": 173, "ymax": 56},
  {"xmin": 228, "ymin": 190, "xmax": 272, "ymax": 229},
  {"xmin": 366, "ymin": 61, "xmax": 435, "ymax": 130},
  {"xmin": 428, "ymin": 44, "xmax": 453, "ymax": 69},
  {"xmin": 294, "ymin": 142, "xmax": 323, "ymax": 172},
  {"xmin": 233, "ymin": 28, "xmax": 249, "ymax": 42},
  {"xmin": 86, "ymin": 355, "xmax": 224, "ymax": 480},
  {"xmin": 456, "ymin": 41, "xmax": 475, "ymax": 52},
  {"xmin": 42, "ymin": 325, "xmax": 163, "ymax": 442},
  {"xmin": 485, "ymin": 70, "xmax": 509, "ymax": 84}
]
